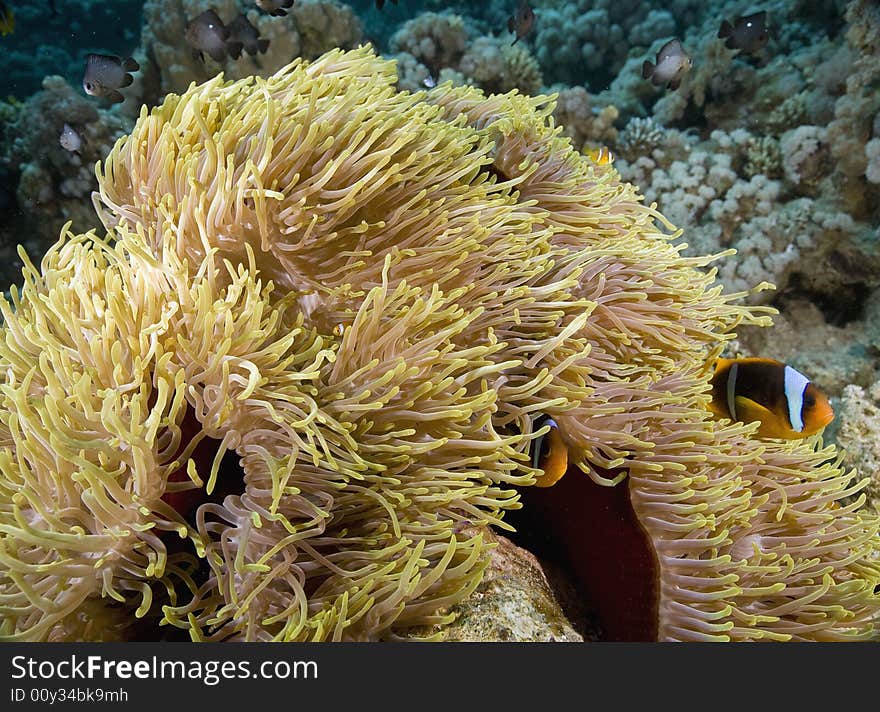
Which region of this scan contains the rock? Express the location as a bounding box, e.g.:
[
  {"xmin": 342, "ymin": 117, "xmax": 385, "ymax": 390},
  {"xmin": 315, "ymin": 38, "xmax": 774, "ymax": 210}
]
[
  {"xmin": 411, "ymin": 527, "xmax": 585, "ymax": 642},
  {"xmin": 832, "ymin": 381, "xmax": 880, "ymax": 508}
]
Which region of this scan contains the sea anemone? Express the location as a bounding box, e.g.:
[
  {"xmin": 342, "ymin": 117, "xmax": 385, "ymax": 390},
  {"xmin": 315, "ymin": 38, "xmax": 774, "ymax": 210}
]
[{"xmin": 1, "ymin": 46, "xmax": 878, "ymax": 641}]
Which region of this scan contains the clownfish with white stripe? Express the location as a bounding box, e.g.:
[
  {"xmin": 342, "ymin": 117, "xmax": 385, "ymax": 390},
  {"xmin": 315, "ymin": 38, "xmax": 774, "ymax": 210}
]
[
  {"xmin": 585, "ymin": 145, "xmax": 614, "ymax": 165},
  {"xmin": 708, "ymin": 357, "xmax": 834, "ymax": 440},
  {"xmin": 531, "ymin": 416, "xmax": 568, "ymax": 487}
]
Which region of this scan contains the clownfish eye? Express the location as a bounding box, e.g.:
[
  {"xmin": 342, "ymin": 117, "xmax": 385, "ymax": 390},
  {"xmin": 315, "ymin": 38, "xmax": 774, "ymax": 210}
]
[{"xmin": 804, "ymin": 393, "xmax": 816, "ymax": 409}]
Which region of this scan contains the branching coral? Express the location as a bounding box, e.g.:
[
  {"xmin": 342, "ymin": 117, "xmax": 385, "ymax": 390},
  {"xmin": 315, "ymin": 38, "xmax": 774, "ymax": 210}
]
[
  {"xmin": 827, "ymin": 0, "xmax": 880, "ymax": 179},
  {"xmin": 389, "ymin": 11, "xmax": 468, "ymax": 76},
  {"xmin": 458, "ymin": 37, "xmax": 544, "ymax": 96},
  {"xmin": 1, "ymin": 46, "xmax": 879, "ymax": 642},
  {"xmin": 617, "ymin": 126, "xmax": 879, "ymax": 304},
  {"xmin": 550, "ymin": 87, "xmax": 618, "ymax": 154},
  {"xmin": 780, "ymin": 125, "xmax": 829, "ymax": 187},
  {"xmin": 616, "ymin": 117, "xmax": 667, "ymax": 160},
  {"xmin": 744, "ymin": 136, "xmax": 783, "ymax": 180}
]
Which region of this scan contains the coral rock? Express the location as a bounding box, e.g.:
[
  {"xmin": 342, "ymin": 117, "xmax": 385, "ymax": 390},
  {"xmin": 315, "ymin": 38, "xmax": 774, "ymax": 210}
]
[
  {"xmin": 835, "ymin": 381, "xmax": 880, "ymax": 508},
  {"xmin": 411, "ymin": 528, "xmax": 584, "ymax": 642}
]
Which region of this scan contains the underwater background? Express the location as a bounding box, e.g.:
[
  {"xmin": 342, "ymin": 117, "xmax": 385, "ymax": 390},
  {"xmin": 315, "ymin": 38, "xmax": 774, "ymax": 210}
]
[
  {"xmin": 3, "ymin": 3, "xmax": 877, "ymax": 413},
  {"xmin": 3, "ymin": 1, "xmax": 879, "ymax": 397},
  {"xmin": 1, "ymin": 0, "xmax": 879, "ymax": 641}
]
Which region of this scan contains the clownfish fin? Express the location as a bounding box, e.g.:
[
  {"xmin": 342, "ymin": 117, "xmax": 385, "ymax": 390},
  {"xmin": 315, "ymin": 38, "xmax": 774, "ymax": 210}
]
[
  {"xmin": 713, "ymin": 356, "xmax": 736, "ymax": 371},
  {"xmin": 733, "ymin": 395, "xmax": 775, "ymax": 423},
  {"xmin": 706, "ymin": 399, "xmax": 728, "ymax": 420},
  {"xmin": 733, "ymin": 396, "xmax": 793, "ymax": 438}
]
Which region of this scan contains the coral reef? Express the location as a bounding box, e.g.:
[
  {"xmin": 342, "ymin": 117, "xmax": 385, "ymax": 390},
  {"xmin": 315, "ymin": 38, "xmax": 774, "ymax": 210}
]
[
  {"xmin": 551, "ymin": 87, "xmax": 618, "ymax": 153},
  {"xmin": 529, "ymin": 0, "xmax": 701, "ymax": 89},
  {"xmin": 826, "ymin": 0, "xmax": 880, "ymax": 181},
  {"xmin": 834, "ymin": 382, "xmax": 880, "ymax": 509},
  {"xmin": 736, "ymin": 294, "xmax": 880, "ymax": 397},
  {"xmin": 0, "ymin": 0, "xmax": 366, "ymax": 284},
  {"xmin": 389, "ymin": 12, "xmax": 468, "ymax": 75},
  {"xmin": 389, "ymin": 11, "xmax": 544, "ymax": 96},
  {"xmin": 3, "ymin": 0, "xmax": 870, "ymax": 396},
  {"xmin": 616, "ymin": 117, "xmax": 668, "ymax": 161},
  {"xmin": 138, "ymin": 0, "xmax": 362, "ymax": 103},
  {"xmin": 458, "ymin": 36, "xmax": 544, "ymax": 96},
  {"xmin": 0, "ymin": 76, "xmax": 132, "ymax": 291},
  {"xmin": 0, "ymin": 0, "xmax": 143, "ymax": 99},
  {"xmin": 0, "ymin": 0, "xmax": 878, "ymax": 645},
  {"xmin": 867, "ymin": 137, "xmax": 880, "ymax": 184},
  {"xmin": 1, "ymin": 47, "xmax": 878, "ymax": 643},
  {"xmin": 616, "ymin": 124, "xmax": 880, "ymax": 308},
  {"xmin": 594, "ymin": 0, "xmax": 880, "ymax": 368}
]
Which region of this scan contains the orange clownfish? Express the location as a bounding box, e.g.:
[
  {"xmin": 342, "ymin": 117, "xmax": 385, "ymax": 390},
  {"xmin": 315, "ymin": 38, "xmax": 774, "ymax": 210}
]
[
  {"xmin": 531, "ymin": 416, "xmax": 568, "ymax": 487},
  {"xmin": 585, "ymin": 145, "xmax": 614, "ymax": 165},
  {"xmin": 709, "ymin": 357, "xmax": 834, "ymax": 439}
]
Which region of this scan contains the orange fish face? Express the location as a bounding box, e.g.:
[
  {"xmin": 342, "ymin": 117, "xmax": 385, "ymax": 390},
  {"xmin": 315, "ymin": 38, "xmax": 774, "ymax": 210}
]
[
  {"xmin": 800, "ymin": 383, "xmax": 834, "ymax": 435},
  {"xmin": 532, "ymin": 417, "xmax": 568, "ymax": 487}
]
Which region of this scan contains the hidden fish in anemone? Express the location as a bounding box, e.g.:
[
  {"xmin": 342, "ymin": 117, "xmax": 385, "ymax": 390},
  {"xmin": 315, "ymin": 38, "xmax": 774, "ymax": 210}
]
[
  {"xmin": 531, "ymin": 416, "xmax": 568, "ymax": 488},
  {"xmin": 585, "ymin": 145, "xmax": 614, "ymax": 165},
  {"xmin": 708, "ymin": 357, "xmax": 834, "ymax": 439}
]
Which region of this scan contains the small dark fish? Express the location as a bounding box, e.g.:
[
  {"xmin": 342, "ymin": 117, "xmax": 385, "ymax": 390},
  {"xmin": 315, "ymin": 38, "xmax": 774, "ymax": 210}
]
[
  {"xmin": 376, "ymin": 0, "xmax": 398, "ymax": 9},
  {"xmin": 0, "ymin": 2, "xmax": 14, "ymax": 37},
  {"xmin": 49, "ymin": 0, "xmax": 59, "ymax": 18},
  {"xmin": 507, "ymin": 0, "xmax": 535, "ymax": 45},
  {"xmin": 718, "ymin": 11, "xmax": 770, "ymax": 54},
  {"xmin": 185, "ymin": 9, "xmax": 230, "ymax": 63},
  {"xmin": 82, "ymin": 53, "xmax": 139, "ymax": 104},
  {"xmin": 227, "ymin": 13, "xmax": 270, "ymax": 59},
  {"xmin": 59, "ymin": 123, "xmax": 83, "ymax": 154},
  {"xmin": 641, "ymin": 38, "xmax": 693, "ymax": 91},
  {"xmin": 256, "ymin": 0, "xmax": 294, "ymax": 16}
]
